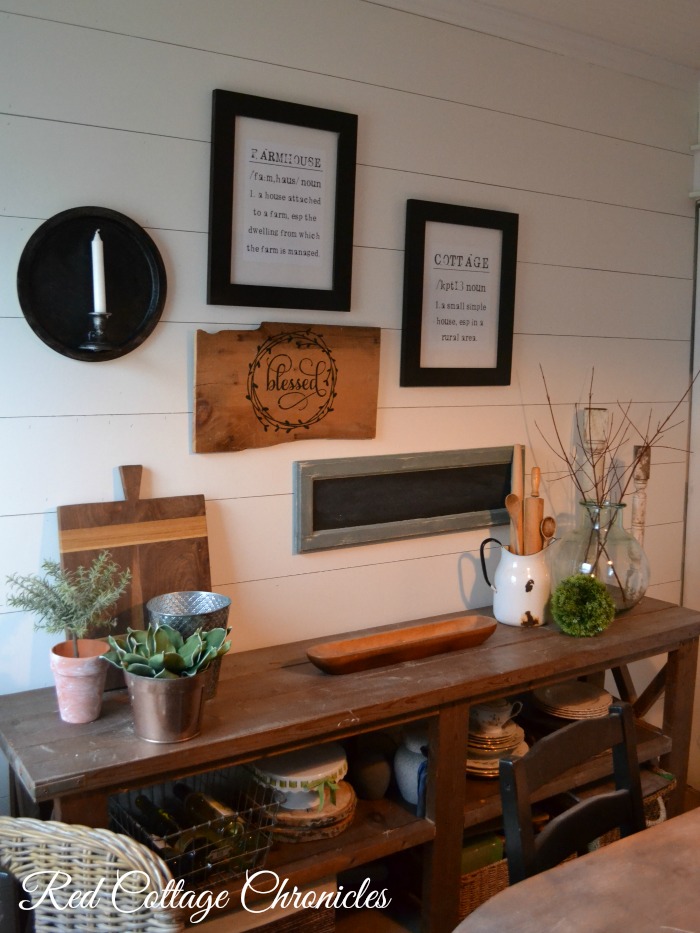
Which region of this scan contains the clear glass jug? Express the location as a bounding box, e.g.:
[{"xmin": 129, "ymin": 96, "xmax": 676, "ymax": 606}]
[{"xmin": 549, "ymin": 501, "xmax": 649, "ymax": 614}]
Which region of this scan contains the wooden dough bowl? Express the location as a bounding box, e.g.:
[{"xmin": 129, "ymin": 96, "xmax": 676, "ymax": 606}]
[{"xmin": 307, "ymin": 614, "xmax": 497, "ymax": 674}]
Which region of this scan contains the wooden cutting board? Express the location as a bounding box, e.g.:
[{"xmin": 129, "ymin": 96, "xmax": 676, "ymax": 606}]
[{"xmin": 57, "ymin": 465, "xmax": 211, "ymax": 637}]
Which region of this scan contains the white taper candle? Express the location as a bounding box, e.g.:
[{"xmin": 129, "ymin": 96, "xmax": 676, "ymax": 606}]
[{"xmin": 91, "ymin": 229, "xmax": 107, "ymax": 314}]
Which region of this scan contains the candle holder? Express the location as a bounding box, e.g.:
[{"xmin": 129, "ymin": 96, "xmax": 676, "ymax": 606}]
[
  {"xmin": 17, "ymin": 206, "xmax": 167, "ymax": 362},
  {"xmin": 80, "ymin": 311, "xmax": 113, "ymax": 352}
]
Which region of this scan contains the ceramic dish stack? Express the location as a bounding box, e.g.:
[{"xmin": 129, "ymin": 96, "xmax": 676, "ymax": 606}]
[
  {"xmin": 248, "ymin": 742, "xmax": 356, "ymax": 842},
  {"xmin": 467, "ymin": 723, "xmax": 528, "ymax": 778},
  {"xmin": 467, "ymin": 701, "xmax": 528, "ymax": 779},
  {"xmin": 532, "ymin": 681, "xmax": 613, "ymax": 720}
]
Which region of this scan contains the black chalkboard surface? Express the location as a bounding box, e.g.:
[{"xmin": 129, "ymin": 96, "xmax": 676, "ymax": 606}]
[
  {"xmin": 294, "ymin": 447, "xmax": 514, "ymax": 552},
  {"xmin": 313, "ymin": 463, "xmax": 510, "ymax": 530}
]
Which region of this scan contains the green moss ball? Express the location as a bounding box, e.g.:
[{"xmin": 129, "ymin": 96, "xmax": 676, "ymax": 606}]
[{"xmin": 550, "ymin": 574, "xmax": 616, "ymax": 637}]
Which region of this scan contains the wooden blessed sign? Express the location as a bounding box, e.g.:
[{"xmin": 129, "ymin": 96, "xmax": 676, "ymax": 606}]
[{"xmin": 194, "ymin": 322, "xmax": 381, "ymax": 452}]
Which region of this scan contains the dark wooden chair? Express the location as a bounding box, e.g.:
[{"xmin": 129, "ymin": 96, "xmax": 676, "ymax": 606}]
[
  {"xmin": 0, "ymin": 869, "xmax": 24, "ymax": 933},
  {"xmin": 499, "ymin": 701, "xmax": 646, "ymax": 884}
]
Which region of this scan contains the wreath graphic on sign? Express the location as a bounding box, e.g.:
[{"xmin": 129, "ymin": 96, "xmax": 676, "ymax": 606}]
[{"xmin": 246, "ymin": 329, "xmax": 338, "ymax": 433}]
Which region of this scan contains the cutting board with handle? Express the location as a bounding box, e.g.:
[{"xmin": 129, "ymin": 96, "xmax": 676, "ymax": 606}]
[{"xmin": 57, "ymin": 465, "xmax": 212, "ymax": 645}]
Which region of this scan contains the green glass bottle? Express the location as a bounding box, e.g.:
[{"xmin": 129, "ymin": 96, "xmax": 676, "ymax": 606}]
[
  {"xmin": 134, "ymin": 793, "xmax": 210, "ymax": 876},
  {"xmin": 173, "ymin": 782, "xmax": 247, "ymax": 863},
  {"xmin": 135, "ymin": 794, "xmax": 181, "ymax": 838}
]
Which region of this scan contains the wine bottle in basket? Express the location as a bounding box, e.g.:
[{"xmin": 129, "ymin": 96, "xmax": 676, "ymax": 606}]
[
  {"xmin": 173, "ymin": 782, "xmax": 250, "ymax": 864},
  {"xmin": 134, "ymin": 794, "xmax": 209, "ymax": 875}
]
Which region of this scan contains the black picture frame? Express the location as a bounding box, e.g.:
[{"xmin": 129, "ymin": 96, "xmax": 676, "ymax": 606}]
[
  {"xmin": 400, "ymin": 199, "xmax": 518, "ymax": 386},
  {"xmin": 207, "ymin": 89, "xmax": 357, "ymax": 311}
]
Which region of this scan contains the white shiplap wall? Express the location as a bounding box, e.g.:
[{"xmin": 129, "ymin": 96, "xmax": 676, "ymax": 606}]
[{"xmin": 0, "ymin": 0, "xmax": 697, "ymax": 812}]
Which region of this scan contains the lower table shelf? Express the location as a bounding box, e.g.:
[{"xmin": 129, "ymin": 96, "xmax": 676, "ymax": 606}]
[
  {"xmin": 181, "ymin": 797, "xmax": 434, "ymax": 926},
  {"xmin": 264, "ymin": 798, "xmax": 435, "ymax": 890}
]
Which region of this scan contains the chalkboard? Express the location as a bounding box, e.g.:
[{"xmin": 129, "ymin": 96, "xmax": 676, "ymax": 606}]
[{"xmin": 294, "ymin": 447, "xmax": 514, "ymax": 553}]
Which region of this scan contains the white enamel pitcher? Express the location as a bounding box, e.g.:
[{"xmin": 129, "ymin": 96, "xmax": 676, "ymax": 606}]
[{"xmin": 479, "ymin": 537, "xmax": 550, "ymax": 627}]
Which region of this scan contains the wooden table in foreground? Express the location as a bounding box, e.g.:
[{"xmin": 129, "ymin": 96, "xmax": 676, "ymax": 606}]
[
  {"xmin": 455, "ymin": 806, "xmax": 700, "ymax": 933},
  {"xmin": 0, "ymin": 597, "xmax": 699, "ymax": 933}
]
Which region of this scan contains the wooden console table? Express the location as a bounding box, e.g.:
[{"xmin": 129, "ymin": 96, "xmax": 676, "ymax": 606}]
[{"xmin": 0, "ymin": 596, "xmax": 699, "ymax": 932}]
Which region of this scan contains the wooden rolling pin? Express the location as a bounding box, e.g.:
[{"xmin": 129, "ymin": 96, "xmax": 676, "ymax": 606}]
[{"xmin": 523, "ymin": 467, "xmax": 544, "ymax": 555}]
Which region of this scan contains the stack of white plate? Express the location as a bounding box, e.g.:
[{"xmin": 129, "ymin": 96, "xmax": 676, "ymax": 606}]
[
  {"xmin": 532, "ymin": 681, "xmax": 613, "ymax": 720},
  {"xmin": 466, "ymin": 721, "xmax": 528, "ymax": 778}
]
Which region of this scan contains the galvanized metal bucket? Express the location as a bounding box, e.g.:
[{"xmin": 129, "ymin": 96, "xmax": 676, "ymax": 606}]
[
  {"xmin": 146, "ymin": 591, "xmax": 231, "ymax": 636},
  {"xmin": 125, "ymin": 671, "xmax": 206, "ymax": 743},
  {"xmin": 145, "ymin": 591, "xmax": 230, "ymax": 700}
]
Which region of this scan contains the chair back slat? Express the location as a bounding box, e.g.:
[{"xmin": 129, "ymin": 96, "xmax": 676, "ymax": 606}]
[{"xmin": 499, "ymin": 702, "xmax": 646, "ymax": 884}]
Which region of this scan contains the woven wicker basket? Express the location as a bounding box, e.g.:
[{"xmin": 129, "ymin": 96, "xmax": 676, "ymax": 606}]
[{"xmin": 458, "ymin": 858, "xmax": 510, "ymax": 919}]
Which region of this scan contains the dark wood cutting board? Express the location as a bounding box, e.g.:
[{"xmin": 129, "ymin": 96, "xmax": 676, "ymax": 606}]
[{"xmin": 57, "ymin": 465, "xmax": 212, "ymax": 639}]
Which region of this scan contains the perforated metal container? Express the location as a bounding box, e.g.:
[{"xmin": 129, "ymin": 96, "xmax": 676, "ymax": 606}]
[
  {"xmin": 146, "ymin": 591, "xmax": 231, "ymax": 698},
  {"xmin": 146, "ymin": 590, "xmax": 231, "ymax": 636}
]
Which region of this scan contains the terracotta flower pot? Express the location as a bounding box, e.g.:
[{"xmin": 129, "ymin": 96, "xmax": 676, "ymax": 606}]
[{"xmin": 49, "ymin": 639, "xmax": 109, "ymax": 724}]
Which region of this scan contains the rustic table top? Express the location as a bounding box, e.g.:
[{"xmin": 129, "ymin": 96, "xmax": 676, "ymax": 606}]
[
  {"xmin": 1, "ymin": 597, "xmax": 699, "ymax": 803},
  {"xmin": 455, "ymin": 806, "xmax": 700, "ymax": 933}
]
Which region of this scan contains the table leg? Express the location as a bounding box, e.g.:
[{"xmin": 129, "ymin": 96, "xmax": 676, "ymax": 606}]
[
  {"xmin": 421, "ymin": 703, "xmax": 469, "ymax": 933},
  {"xmin": 661, "ymin": 638, "xmax": 699, "ymax": 815}
]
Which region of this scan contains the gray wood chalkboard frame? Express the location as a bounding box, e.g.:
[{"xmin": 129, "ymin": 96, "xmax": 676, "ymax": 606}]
[{"xmin": 293, "ymin": 446, "xmax": 513, "ymax": 553}]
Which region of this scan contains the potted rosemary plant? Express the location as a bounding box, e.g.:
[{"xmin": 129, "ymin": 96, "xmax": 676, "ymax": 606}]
[{"xmin": 6, "ymin": 551, "xmax": 131, "ymax": 723}]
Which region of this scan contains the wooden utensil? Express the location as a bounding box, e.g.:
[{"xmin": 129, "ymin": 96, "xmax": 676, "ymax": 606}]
[
  {"xmin": 523, "ymin": 467, "xmax": 545, "ymax": 555},
  {"xmin": 505, "ymin": 492, "xmax": 524, "ymax": 555},
  {"xmin": 541, "ymin": 515, "xmax": 557, "ymax": 548},
  {"xmin": 511, "ymin": 444, "xmax": 524, "ymax": 502}
]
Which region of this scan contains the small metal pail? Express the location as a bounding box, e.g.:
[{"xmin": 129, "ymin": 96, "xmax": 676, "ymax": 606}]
[
  {"xmin": 146, "ymin": 591, "xmax": 230, "ymax": 699},
  {"xmin": 125, "ymin": 671, "xmax": 206, "ymax": 743}
]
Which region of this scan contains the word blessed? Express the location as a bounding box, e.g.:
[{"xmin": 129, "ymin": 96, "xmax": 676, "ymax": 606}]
[
  {"xmin": 18, "ymin": 868, "xmax": 390, "ymax": 924},
  {"xmin": 265, "ymin": 354, "xmax": 330, "ymax": 409},
  {"xmin": 247, "ymin": 329, "xmax": 338, "ymax": 433}
]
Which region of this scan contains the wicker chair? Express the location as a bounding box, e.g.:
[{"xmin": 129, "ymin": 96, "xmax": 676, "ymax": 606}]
[{"xmin": 0, "ymin": 816, "xmax": 184, "ymax": 933}]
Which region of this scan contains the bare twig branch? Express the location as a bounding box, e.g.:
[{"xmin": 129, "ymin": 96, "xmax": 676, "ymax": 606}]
[{"xmin": 539, "ymin": 368, "xmax": 698, "ymax": 508}]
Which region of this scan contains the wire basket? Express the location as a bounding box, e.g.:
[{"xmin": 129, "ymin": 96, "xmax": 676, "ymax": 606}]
[{"xmin": 109, "ymin": 766, "xmax": 279, "ymax": 888}]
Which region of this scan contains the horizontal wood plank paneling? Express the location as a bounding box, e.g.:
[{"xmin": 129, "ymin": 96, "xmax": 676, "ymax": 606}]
[
  {"xmin": 0, "ymin": 313, "xmax": 691, "ymax": 418},
  {"xmin": 1, "ymin": 3, "xmax": 694, "ymax": 151},
  {"xmin": 0, "ymin": 0, "xmax": 695, "ymax": 746},
  {"xmin": 354, "ymin": 166, "xmax": 695, "ymax": 271},
  {"xmin": 0, "ymin": 397, "xmax": 690, "ymax": 519}
]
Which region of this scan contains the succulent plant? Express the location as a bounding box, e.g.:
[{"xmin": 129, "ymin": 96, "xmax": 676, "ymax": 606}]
[{"xmin": 103, "ymin": 624, "xmax": 230, "ymax": 678}]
